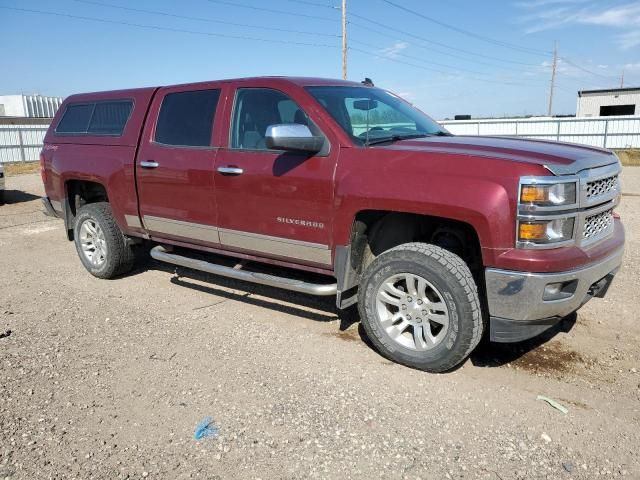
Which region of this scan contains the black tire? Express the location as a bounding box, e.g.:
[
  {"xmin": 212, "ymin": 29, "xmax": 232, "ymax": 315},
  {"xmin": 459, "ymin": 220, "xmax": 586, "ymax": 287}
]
[
  {"xmin": 358, "ymin": 242, "xmax": 482, "ymax": 373},
  {"xmin": 73, "ymin": 202, "xmax": 135, "ymax": 279}
]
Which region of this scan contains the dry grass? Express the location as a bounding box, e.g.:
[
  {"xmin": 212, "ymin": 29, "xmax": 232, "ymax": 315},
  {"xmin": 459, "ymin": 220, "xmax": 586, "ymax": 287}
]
[
  {"xmin": 3, "ymin": 162, "xmax": 40, "ymax": 175},
  {"xmin": 615, "ymin": 149, "xmax": 640, "ymax": 167}
]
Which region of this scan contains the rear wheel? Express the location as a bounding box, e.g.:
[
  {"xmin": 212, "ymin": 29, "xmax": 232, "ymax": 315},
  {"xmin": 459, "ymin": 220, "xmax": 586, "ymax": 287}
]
[
  {"xmin": 73, "ymin": 202, "xmax": 135, "ymax": 279},
  {"xmin": 358, "ymin": 242, "xmax": 482, "ymax": 372}
]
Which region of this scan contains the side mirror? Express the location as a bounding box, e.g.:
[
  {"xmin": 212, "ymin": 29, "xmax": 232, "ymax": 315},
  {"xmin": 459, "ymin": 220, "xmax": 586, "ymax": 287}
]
[{"xmin": 265, "ymin": 124, "xmax": 324, "ymax": 154}]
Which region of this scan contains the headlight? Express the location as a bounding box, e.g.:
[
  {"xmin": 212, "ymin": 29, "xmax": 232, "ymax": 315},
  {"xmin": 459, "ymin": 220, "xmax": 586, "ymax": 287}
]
[
  {"xmin": 518, "ymin": 217, "xmax": 575, "ymax": 245},
  {"xmin": 520, "ymin": 181, "xmax": 577, "ymax": 207}
]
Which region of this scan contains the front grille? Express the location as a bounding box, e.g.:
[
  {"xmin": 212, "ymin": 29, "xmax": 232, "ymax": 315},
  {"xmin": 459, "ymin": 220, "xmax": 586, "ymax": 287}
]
[
  {"xmin": 583, "ymin": 209, "xmax": 614, "ymax": 241},
  {"xmin": 586, "ymin": 175, "xmax": 618, "ymax": 199}
]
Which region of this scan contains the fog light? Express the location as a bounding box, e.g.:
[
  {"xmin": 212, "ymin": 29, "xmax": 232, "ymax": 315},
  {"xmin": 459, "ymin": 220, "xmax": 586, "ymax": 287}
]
[{"xmin": 543, "ymin": 280, "xmax": 578, "ymax": 301}]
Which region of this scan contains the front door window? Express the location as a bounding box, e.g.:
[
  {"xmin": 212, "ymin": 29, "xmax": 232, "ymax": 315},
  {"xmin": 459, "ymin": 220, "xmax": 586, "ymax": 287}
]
[{"xmin": 230, "ymin": 88, "xmax": 312, "ymax": 150}]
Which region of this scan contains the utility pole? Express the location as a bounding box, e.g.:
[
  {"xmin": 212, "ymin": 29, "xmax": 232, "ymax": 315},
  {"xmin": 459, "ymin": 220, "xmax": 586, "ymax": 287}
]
[
  {"xmin": 341, "ymin": 0, "xmax": 347, "ymax": 80},
  {"xmin": 620, "ymin": 69, "xmax": 625, "ymax": 88},
  {"xmin": 547, "ymin": 42, "xmax": 558, "ymax": 117}
]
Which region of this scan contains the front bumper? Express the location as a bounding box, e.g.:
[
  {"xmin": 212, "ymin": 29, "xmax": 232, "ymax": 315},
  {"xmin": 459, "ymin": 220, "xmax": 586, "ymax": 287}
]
[{"xmin": 485, "ymin": 246, "xmax": 624, "ymax": 342}]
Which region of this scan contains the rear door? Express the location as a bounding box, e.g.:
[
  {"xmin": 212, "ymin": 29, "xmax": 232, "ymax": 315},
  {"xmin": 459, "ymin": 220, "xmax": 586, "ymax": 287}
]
[{"xmin": 136, "ymin": 83, "xmax": 224, "ymax": 247}]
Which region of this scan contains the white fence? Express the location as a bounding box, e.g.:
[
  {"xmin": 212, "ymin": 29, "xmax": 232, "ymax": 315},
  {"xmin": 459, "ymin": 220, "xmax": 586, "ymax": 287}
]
[
  {"xmin": 439, "ymin": 115, "xmax": 640, "ymax": 149},
  {"xmin": 0, "ymin": 124, "xmax": 49, "ymax": 164},
  {"xmin": 0, "ymin": 115, "xmax": 639, "ymax": 164}
]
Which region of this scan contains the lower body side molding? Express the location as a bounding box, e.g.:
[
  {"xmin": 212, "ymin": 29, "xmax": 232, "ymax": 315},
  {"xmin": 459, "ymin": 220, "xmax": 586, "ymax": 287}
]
[{"xmin": 150, "ymin": 245, "xmax": 337, "ymax": 296}]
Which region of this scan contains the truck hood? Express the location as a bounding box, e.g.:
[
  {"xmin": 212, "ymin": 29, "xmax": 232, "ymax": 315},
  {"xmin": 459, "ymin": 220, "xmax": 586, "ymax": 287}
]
[{"xmin": 381, "ymin": 135, "xmax": 619, "ymax": 175}]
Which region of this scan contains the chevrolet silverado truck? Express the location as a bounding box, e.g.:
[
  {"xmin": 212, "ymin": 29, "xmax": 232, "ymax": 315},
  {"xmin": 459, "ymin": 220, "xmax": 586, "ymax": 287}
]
[{"xmin": 40, "ymin": 77, "xmax": 624, "ymax": 372}]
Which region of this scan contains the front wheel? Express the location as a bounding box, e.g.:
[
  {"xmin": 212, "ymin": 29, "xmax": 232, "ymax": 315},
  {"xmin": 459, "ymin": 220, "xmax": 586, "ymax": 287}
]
[
  {"xmin": 358, "ymin": 243, "xmax": 483, "ymax": 372},
  {"xmin": 73, "ymin": 202, "xmax": 135, "ymax": 279}
]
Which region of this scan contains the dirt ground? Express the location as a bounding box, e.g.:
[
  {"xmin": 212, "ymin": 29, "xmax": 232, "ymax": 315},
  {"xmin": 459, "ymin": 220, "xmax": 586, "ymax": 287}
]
[{"xmin": 1, "ymin": 171, "xmax": 639, "ymax": 480}]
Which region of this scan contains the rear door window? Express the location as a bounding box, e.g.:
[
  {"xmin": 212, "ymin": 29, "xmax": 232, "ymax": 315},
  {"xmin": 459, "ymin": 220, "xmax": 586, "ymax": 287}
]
[
  {"xmin": 154, "ymin": 89, "xmax": 221, "ymax": 147},
  {"xmin": 56, "ymin": 101, "xmax": 133, "ymax": 135}
]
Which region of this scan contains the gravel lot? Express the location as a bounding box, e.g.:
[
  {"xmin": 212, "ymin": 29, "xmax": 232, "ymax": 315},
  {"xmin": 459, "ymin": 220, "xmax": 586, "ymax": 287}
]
[{"xmin": 1, "ymin": 170, "xmax": 639, "ymax": 480}]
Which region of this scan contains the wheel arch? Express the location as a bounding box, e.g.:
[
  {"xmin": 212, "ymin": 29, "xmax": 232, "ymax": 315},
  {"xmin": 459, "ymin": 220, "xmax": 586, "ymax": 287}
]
[
  {"xmin": 334, "ymin": 209, "xmax": 485, "ymax": 309},
  {"xmin": 63, "ymin": 179, "xmax": 109, "ymax": 240}
]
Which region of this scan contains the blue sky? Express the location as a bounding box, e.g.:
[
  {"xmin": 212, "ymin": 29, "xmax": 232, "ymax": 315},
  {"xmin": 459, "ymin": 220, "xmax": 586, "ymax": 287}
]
[{"xmin": 1, "ymin": 0, "xmax": 639, "ymax": 119}]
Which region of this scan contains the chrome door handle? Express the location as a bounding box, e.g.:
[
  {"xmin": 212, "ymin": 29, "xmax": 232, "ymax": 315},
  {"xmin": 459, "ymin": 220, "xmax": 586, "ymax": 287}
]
[
  {"xmin": 217, "ymin": 166, "xmax": 244, "ymax": 175},
  {"xmin": 140, "ymin": 160, "xmax": 159, "ymax": 169}
]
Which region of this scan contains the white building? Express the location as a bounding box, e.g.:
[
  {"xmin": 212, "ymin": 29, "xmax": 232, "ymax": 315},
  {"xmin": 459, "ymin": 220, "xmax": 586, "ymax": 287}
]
[
  {"xmin": 0, "ymin": 94, "xmax": 64, "ymax": 118},
  {"xmin": 577, "ymin": 87, "xmax": 640, "ymax": 117}
]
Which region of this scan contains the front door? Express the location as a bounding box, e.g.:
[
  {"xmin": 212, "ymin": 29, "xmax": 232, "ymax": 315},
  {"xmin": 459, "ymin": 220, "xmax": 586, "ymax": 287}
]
[
  {"xmin": 214, "ymin": 86, "xmax": 336, "ymax": 267},
  {"xmin": 136, "ymin": 85, "xmax": 224, "ymax": 247}
]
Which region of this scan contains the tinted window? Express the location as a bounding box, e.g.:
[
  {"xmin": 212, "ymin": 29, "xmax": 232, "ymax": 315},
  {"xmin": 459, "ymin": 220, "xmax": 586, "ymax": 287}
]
[
  {"xmin": 56, "ymin": 101, "xmax": 133, "ymax": 135},
  {"xmin": 56, "ymin": 104, "xmax": 94, "ymax": 133},
  {"xmin": 231, "ymin": 88, "xmax": 313, "ymax": 150},
  {"xmin": 88, "ymin": 101, "xmax": 132, "ymax": 134},
  {"xmin": 155, "ymin": 89, "xmax": 220, "ymax": 147}
]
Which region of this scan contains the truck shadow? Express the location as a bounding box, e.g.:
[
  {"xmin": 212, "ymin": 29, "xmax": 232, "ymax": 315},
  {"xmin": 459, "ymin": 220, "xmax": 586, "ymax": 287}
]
[
  {"xmin": 1, "ymin": 190, "xmax": 41, "ymax": 205},
  {"xmin": 133, "ymin": 256, "xmax": 578, "ymax": 370},
  {"xmin": 140, "ymin": 257, "xmax": 340, "ymax": 325},
  {"xmin": 469, "ymin": 313, "xmax": 578, "ymax": 368}
]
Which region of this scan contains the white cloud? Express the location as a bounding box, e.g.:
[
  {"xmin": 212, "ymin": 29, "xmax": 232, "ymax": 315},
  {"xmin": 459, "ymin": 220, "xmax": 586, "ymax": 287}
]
[
  {"xmin": 578, "ymin": 3, "xmax": 640, "ymax": 28},
  {"xmin": 623, "ymin": 62, "xmax": 640, "ymax": 72},
  {"xmin": 521, "ymin": 0, "xmax": 640, "ymax": 32},
  {"xmin": 378, "ymin": 42, "xmax": 409, "ymax": 60},
  {"xmin": 516, "ymin": 0, "xmax": 589, "ymax": 8},
  {"xmin": 618, "ymin": 30, "xmax": 640, "ymax": 49}
]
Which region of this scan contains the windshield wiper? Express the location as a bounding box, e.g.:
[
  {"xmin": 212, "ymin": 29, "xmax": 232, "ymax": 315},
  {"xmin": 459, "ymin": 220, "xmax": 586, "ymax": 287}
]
[{"xmin": 365, "ymin": 132, "xmax": 449, "ymax": 146}]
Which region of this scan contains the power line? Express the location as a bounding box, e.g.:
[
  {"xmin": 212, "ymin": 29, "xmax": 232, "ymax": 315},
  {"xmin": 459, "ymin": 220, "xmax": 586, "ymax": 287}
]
[
  {"xmin": 350, "ymin": 46, "xmax": 557, "ymax": 89},
  {"xmin": 348, "ymin": 12, "xmax": 540, "ymax": 67},
  {"xmin": 559, "ymin": 57, "xmax": 619, "ymax": 81},
  {"xmin": 282, "ymin": 0, "xmax": 339, "ymax": 9},
  {"xmin": 349, "ymin": 39, "xmax": 504, "ymax": 77},
  {"xmin": 70, "ymin": 0, "xmax": 340, "ymax": 38},
  {"xmin": 0, "ymin": 5, "xmax": 339, "ymax": 47},
  {"xmin": 349, "ymin": 20, "xmax": 498, "ymax": 69},
  {"xmin": 349, "ymin": 20, "xmax": 538, "ymax": 71},
  {"xmin": 1, "ymin": 4, "xmax": 568, "ymax": 94},
  {"xmin": 382, "ymin": 0, "xmax": 551, "ymax": 57},
  {"xmin": 204, "ymin": 0, "xmax": 336, "ymax": 22}
]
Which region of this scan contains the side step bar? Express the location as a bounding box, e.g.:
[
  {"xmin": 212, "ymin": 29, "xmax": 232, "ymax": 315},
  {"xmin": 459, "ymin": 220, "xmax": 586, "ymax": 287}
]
[{"xmin": 150, "ymin": 246, "xmax": 337, "ymax": 296}]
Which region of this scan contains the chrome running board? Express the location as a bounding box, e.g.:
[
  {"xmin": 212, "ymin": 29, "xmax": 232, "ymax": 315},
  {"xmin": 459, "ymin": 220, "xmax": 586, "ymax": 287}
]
[{"xmin": 150, "ymin": 246, "xmax": 337, "ymax": 296}]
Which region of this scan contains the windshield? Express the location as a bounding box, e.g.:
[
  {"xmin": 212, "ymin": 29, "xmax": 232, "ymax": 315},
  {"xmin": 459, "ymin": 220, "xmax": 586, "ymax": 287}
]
[{"xmin": 305, "ymin": 86, "xmax": 449, "ymax": 146}]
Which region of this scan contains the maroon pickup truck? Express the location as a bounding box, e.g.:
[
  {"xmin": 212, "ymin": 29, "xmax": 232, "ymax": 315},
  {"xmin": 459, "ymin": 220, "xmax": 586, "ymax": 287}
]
[{"xmin": 40, "ymin": 77, "xmax": 624, "ymax": 372}]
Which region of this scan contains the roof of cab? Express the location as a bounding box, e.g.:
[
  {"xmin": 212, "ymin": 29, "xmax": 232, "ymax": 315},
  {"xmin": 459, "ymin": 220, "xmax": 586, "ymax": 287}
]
[{"xmin": 156, "ymin": 76, "xmax": 365, "ymax": 90}]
